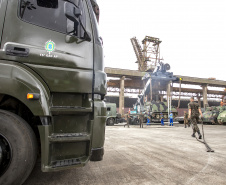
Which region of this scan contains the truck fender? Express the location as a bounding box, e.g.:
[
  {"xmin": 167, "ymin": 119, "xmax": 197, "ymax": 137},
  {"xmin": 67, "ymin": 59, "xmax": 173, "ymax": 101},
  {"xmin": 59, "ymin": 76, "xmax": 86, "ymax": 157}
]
[{"xmin": 0, "ymin": 62, "xmax": 50, "ymax": 115}]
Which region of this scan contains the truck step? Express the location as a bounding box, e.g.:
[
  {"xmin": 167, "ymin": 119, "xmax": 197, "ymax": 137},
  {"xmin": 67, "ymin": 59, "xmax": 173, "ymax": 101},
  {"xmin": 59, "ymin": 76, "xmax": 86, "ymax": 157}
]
[
  {"xmin": 51, "ymin": 158, "xmax": 81, "ymax": 168},
  {"xmin": 50, "ymin": 106, "xmax": 92, "ymax": 115},
  {"xmin": 49, "ymin": 133, "xmax": 91, "ymax": 142}
]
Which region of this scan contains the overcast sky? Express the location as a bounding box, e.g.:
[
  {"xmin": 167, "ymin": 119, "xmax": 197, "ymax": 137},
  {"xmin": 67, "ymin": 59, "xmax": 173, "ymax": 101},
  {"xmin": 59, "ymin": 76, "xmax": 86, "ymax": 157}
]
[{"xmin": 98, "ymin": 0, "xmax": 226, "ymax": 81}]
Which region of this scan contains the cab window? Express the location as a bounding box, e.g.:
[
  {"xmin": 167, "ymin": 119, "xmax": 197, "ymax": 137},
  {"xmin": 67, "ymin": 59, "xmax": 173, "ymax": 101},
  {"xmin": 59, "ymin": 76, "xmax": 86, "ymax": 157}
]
[{"xmin": 19, "ymin": 0, "xmax": 86, "ymax": 37}]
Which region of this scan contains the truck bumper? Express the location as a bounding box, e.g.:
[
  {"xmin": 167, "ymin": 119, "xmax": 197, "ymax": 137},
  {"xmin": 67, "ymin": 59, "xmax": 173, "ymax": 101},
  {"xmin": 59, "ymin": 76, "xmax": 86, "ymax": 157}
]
[{"xmin": 90, "ymin": 147, "xmax": 104, "ymax": 161}]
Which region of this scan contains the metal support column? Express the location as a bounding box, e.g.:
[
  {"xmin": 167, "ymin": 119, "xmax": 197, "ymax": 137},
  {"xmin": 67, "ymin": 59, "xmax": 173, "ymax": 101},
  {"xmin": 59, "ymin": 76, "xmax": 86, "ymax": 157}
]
[
  {"xmin": 149, "ymin": 78, "xmax": 152, "ymax": 101},
  {"xmin": 167, "ymin": 81, "xmax": 172, "ymax": 106},
  {"xmin": 197, "ymin": 96, "xmax": 201, "ymax": 108},
  {"xmin": 160, "ymin": 95, "xmax": 164, "ymax": 102},
  {"xmin": 167, "ymin": 81, "xmax": 172, "ymax": 123},
  {"xmin": 119, "ymin": 76, "xmax": 125, "ymax": 115},
  {"xmin": 202, "ymin": 85, "xmax": 208, "ymax": 109}
]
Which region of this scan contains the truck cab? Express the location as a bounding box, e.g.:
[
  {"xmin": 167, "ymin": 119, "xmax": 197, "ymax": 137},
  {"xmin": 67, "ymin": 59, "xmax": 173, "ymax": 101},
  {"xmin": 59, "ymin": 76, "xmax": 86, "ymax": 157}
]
[{"xmin": 0, "ymin": 0, "xmax": 106, "ymax": 184}]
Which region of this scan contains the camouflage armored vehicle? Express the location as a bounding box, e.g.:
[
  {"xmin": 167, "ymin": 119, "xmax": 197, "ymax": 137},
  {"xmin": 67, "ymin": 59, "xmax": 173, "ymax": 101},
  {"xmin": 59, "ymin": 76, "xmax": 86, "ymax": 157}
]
[
  {"xmin": 0, "ymin": 0, "xmax": 106, "ymax": 184},
  {"xmin": 203, "ymin": 106, "xmax": 221, "ymax": 124},
  {"xmin": 217, "ymin": 106, "xmax": 226, "ymax": 124},
  {"xmin": 106, "ymin": 103, "xmax": 124, "ymax": 126},
  {"xmin": 129, "ymin": 110, "xmax": 141, "ymax": 125},
  {"xmin": 144, "ymin": 101, "xmax": 178, "ymax": 122}
]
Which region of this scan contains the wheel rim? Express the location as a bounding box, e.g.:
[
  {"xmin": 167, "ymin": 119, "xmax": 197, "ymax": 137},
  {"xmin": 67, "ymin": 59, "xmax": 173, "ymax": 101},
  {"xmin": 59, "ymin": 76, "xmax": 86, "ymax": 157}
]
[
  {"xmin": 0, "ymin": 134, "xmax": 12, "ymax": 177},
  {"xmin": 107, "ymin": 118, "xmax": 113, "ymax": 125},
  {"xmin": 109, "ymin": 118, "xmax": 114, "ymax": 125}
]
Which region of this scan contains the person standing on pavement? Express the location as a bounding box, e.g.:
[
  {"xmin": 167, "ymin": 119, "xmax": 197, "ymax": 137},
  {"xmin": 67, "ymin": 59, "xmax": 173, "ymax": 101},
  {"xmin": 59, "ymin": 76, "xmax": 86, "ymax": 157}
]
[
  {"xmin": 124, "ymin": 111, "xmax": 130, "ymax": 128},
  {"xmin": 188, "ymin": 97, "xmax": 203, "ymax": 139},
  {"xmin": 169, "ymin": 111, "xmax": 173, "ymax": 126},
  {"xmin": 160, "ymin": 112, "xmax": 164, "ymax": 126},
  {"xmin": 146, "ymin": 115, "xmax": 151, "ymax": 126},
  {"xmin": 139, "ymin": 112, "xmax": 144, "ymax": 128},
  {"xmin": 184, "ymin": 111, "xmax": 190, "ymax": 128}
]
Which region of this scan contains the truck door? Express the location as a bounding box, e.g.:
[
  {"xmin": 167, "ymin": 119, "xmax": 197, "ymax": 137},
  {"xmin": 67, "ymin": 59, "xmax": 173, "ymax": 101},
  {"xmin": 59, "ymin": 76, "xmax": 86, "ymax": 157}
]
[{"xmin": 1, "ymin": 0, "xmax": 94, "ymax": 94}]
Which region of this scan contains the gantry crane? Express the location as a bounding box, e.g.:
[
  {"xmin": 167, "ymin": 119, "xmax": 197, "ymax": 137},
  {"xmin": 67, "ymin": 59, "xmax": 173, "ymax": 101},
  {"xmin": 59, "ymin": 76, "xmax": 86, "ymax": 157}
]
[{"xmin": 130, "ymin": 36, "xmax": 162, "ymax": 72}]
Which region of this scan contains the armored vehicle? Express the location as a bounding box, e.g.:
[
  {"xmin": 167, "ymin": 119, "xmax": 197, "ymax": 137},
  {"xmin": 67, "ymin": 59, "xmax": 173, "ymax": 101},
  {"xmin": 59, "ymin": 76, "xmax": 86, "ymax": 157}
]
[
  {"xmin": 174, "ymin": 116, "xmax": 184, "ymax": 124},
  {"xmin": 144, "ymin": 101, "xmax": 178, "ymax": 122},
  {"xmin": 106, "ymin": 103, "xmax": 124, "ymax": 125},
  {"xmin": 203, "ymin": 106, "xmax": 220, "ymax": 124},
  {"xmin": 0, "ymin": 0, "xmax": 106, "ymax": 184},
  {"xmin": 217, "ymin": 106, "xmax": 226, "ymax": 124},
  {"xmin": 129, "ymin": 110, "xmax": 140, "ymax": 125}
]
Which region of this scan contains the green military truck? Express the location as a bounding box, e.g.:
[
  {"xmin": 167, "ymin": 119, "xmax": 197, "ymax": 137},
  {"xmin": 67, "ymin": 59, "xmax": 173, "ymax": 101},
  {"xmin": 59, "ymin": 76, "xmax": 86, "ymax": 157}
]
[
  {"xmin": 0, "ymin": 0, "xmax": 107, "ymax": 184},
  {"xmin": 106, "ymin": 103, "xmax": 124, "ymax": 126}
]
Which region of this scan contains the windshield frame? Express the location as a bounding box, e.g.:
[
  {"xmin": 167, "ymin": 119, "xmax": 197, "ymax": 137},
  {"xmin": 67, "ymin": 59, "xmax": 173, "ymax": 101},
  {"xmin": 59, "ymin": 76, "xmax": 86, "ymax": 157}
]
[{"xmin": 87, "ymin": 0, "xmax": 102, "ymax": 46}]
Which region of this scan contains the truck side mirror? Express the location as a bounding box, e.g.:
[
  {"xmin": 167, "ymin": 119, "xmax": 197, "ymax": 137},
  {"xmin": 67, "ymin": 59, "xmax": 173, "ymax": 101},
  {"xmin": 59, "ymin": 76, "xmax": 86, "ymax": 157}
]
[
  {"xmin": 64, "ymin": 2, "xmax": 91, "ymax": 42},
  {"xmin": 64, "ymin": 2, "xmax": 80, "ymax": 24},
  {"xmin": 83, "ymin": 32, "xmax": 91, "ymax": 42}
]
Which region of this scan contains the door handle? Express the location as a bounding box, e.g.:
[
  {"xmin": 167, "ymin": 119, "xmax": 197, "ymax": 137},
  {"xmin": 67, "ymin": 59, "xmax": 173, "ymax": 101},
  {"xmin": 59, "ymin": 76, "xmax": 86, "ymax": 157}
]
[{"xmin": 6, "ymin": 46, "xmax": 29, "ymax": 57}]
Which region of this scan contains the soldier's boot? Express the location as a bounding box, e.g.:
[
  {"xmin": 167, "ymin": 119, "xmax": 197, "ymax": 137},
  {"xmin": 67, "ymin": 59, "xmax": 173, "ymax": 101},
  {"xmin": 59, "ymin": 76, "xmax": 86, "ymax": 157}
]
[
  {"xmin": 197, "ymin": 131, "xmax": 202, "ymax": 139},
  {"xmin": 185, "ymin": 125, "xmax": 187, "ymax": 128},
  {"xmin": 191, "ymin": 133, "xmax": 195, "ymax": 137}
]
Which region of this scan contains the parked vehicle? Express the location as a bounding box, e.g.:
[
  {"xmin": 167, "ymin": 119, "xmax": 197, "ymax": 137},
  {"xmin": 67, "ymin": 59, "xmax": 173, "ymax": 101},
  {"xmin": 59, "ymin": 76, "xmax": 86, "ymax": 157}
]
[
  {"xmin": 174, "ymin": 116, "xmax": 184, "ymax": 124},
  {"xmin": 0, "ymin": 0, "xmax": 106, "ymax": 184},
  {"xmin": 129, "ymin": 110, "xmax": 140, "ymax": 125},
  {"xmin": 203, "ymin": 106, "xmax": 221, "ymax": 124},
  {"xmin": 144, "ymin": 101, "xmax": 178, "ymax": 122},
  {"xmin": 217, "ymin": 106, "xmax": 226, "ymax": 124},
  {"xmin": 106, "ymin": 103, "xmax": 124, "ymax": 125}
]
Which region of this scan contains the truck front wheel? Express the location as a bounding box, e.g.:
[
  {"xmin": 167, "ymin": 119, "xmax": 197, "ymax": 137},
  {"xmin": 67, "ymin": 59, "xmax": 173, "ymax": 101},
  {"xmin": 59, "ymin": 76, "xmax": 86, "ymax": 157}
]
[
  {"xmin": 0, "ymin": 110, "xmax": 37, "ymax": 185},
  {"xmin": 107, "ymin": 118, "xmax": 114, "ymax": 126}
]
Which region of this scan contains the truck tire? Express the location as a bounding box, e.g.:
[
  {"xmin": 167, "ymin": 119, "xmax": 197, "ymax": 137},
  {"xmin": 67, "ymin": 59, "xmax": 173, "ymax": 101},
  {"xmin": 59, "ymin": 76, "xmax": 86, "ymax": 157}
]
[
  {"xmin": 133, "ymin": 118, "xmax": 139, "ymax": 125},
  {"xmin": 0, "ymin": 110, "xmax": 37, "ymax": 185},
  {"xmin": 107, "ymin": 118, "xmax": 114, "ymax": 126}
]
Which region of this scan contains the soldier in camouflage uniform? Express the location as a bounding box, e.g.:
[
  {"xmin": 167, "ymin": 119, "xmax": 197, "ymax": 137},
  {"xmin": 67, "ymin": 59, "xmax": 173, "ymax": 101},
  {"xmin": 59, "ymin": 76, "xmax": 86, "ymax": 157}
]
[
  {"xmin": 139, "ymin": 112, "xmax": 144, "ymax": 128},
  {"xmin": 188, "ymin": 97, "xmax": 203, "ymax": 139},
  {"xmin": 124, "ymin": 112, "xmax": 130, "ymax": 128},
  {"xmin": 184, "ymin": 111, "xmax": 190, "ymax": 128}
]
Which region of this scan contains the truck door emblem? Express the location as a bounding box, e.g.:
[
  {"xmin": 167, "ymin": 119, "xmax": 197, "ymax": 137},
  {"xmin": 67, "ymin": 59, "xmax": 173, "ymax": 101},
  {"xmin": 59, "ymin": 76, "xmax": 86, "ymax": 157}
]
[
  {"xmin": 40, "ymin": 40, "xmax": 58, "ymax": 58},
  {"xmin": 45, "ymin": 40, "xmax": 55, "ymax": 53}
]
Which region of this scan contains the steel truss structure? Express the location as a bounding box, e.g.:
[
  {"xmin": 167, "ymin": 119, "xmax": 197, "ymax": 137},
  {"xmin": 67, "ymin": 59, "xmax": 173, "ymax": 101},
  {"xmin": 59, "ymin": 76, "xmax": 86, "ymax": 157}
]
[
  {"xmin": 107, "ymin": 87, "xmax": 140, "ymax": 94},
  {"xmin": 159, "ymin": 91, "xmax": 222, "ymax": 99},
  {"xmin": 107, "ymin": 87, "xmax": 223, "ymax": 99}
]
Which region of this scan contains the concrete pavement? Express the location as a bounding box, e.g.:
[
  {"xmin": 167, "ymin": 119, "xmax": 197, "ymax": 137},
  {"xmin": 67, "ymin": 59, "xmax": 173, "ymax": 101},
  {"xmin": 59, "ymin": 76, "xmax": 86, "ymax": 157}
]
[{"xmin": 24, "ymin": 123, "xmax": 226, "ymax": 185}]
